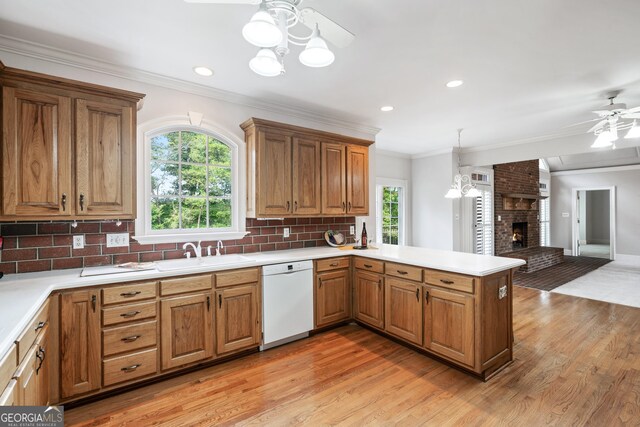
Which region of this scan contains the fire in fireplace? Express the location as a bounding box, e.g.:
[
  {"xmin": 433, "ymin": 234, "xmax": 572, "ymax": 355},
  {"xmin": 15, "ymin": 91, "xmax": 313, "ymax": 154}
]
[{"xmin": 512, "ymin": 222, "xmax": 528, "ymax": 249}]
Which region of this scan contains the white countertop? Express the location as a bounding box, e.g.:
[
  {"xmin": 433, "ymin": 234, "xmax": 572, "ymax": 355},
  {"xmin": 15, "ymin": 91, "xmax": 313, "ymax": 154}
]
[{"xmin": 0, "ymin": 245, "xmax": 524, "ymax": 362}]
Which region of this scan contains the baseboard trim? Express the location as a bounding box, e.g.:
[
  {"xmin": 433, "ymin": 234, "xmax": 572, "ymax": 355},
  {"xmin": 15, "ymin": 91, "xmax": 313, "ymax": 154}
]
[{"xmin": 615, "ymin": 254, "xmax": 640, "ymax": 266}]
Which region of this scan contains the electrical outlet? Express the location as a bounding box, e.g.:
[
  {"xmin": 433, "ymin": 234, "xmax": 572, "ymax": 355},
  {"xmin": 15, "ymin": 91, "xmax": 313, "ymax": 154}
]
[
  {"xmin": 72, "ymin": 235, "xmax": 84, "ymax": 250},
  {"xmin": 498, "ymin": 215, "xmax": 502, "ymax": 221},
  {"xmin": 283, "ymin": 227, "xmax": 290, "ymax": 238},
  {"xmin": 350, "ymin": 225, "xmax": 355, "ymax": 235},
  {"xmin": 106, "ymin": 233, "xmax": 130, "ymax": 248}
]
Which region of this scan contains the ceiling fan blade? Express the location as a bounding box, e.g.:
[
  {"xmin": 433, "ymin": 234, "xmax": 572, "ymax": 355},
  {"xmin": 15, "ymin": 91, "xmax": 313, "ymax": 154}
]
[
  {"xmin": 300, "ymin": 8, "xmax": 355, "ymax": 48},
  {"xmin": 183, "ymin": 0, "xmax": 260, "ymax": 4},
  {"xmin": 564, "ymin": 117, "xmax": 602, "ymax": 127},
  {"xmin": 587, "ymin": 119, "xmax": 607, "ymax": 133},
  {"xmin": 625, "ymin": 106, "xmax": 640, "ymax": 113},
  {"xmin": 622, "ymin": 113, "xmax": 640, "ymax": 119}
]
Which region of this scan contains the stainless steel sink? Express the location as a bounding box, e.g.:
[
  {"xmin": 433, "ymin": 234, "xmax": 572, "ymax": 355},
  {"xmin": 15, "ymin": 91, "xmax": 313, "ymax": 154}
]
[{"xmin": 154, "ymin": 254, "xmax": 255, "ymax": 272}]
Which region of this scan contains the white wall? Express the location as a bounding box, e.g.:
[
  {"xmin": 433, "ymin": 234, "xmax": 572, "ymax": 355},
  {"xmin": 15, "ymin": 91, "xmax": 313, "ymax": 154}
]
[
  {"xmin": 411, "ymin": 152, "xmax": 456, "ymax": 250},
  {"xmin": 376, "ymin": 150, "xmax": 412, "ymax": 245},
  {"xmin": 551, "ymin": 166, "xmax": 640, "ymax": 257}
]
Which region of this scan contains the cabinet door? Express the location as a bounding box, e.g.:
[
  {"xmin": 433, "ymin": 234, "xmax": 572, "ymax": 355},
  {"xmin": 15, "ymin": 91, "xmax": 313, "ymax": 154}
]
[
  {"xmin": 384, "ymin": 278, "xmax": 423, "ymax": 345},
  {"xmin": 35, "ymin": 326, "xmax": 49, "ymax": 406},
  {"xmin": 1, "ymin": 87, "xmax": 72, "ymax": 217},
  {"xmin": 292, "ymin": 138, "xmax": 321, "ymax": 215},
  {"xmin": 257, "ymin": 130, "xmax": 292, "ymax": 216},
  {"xmin": 14, "ymin": 344, "xmax": 38, "ymax": 405},
  {"xmin": 321, "ymin": 142, "xmax": 347, "ymax": 215},
  {"xmin": 75, "ymin": 98, "xmax": 134, "ymax": 217},
  {"xmin": 315, "ymin": 270, "xmax": 351, "ymax": 327},
  {"xmin": 60, "ymin": 290, "xmax": 101, "ymax": 399},
  {"xmin": 354, "ymin": 270, "xmax": 384, "ymax": 329},
  {"xmin": 215, "ymin": 284, "xmax": 260, "ymax": 354},
  {"xmin": 346, "ymin": 145, "xmax": 368, "ymax": 215},
  {"xmin": 424, "ymin": 286, "xmax": 475, "ymax": 367},
  {"xmin": 161, "ymin": 293, "xmax": 214, "ymax": 370}
]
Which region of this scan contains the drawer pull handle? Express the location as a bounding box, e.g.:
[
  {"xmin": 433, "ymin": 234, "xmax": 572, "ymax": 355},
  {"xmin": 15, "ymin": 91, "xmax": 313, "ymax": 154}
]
[
  {"xmin": 121, "ymin": 335, "xmax": 141, "ymax": 343},
  {"xmin": 120, "ymin": 291, "xmax": 142, "ymax": 297},
  {"xmin": 91, "ymin": 295, "xmax": 97, "ymax": 312},
  {"xmin": 79, "ymin": 193, "xmax": 85, "ymax": 211},
  {"xmin": 364, "ymin": 264, "xmax": 373, "ymax": 268},
  {"xmin": 425, "ymin": 290, "xmax": 429, "ymax": 302},
  {"xmin": 61, "ymin": 193, "xmax": 67, "ymax": 211},
  {"xmin": 121, "ymin": 311, "xmax": 141, "ymax": 318},
  {"xmin": 378, "ymin": 279, "xmax": 382, "ymax": 289},
  {"xmin": 440, "ymin": 279, "xmax": 455, "ymax": 285},
  {"xmin": 330, "ymin": 262, "xmax": 339, "ymax": 267},
  {"xmin": 121, "ymin": 364, "xmax": 141, "ymax": 373},
  {"xmin": 397, "ymin": 270, "xmax": 408, "ymax": 275},
  {"xmin": 342, "ymin": 202, "xmax": 346, "ymax": 212},
  {"xmin": 286, "ymin": 201, "xmax": 290, "ymax": 212},
  {"xmin": 34, "ymin": 321, "xmax": 46, "ymax": 332},
  {"xmin": 348, "ymin": 201, "xmax": 352, "ymax": 212},
  {"xmin": 218, "ymin": 294, "xmax": 222, "ymax": 309}
]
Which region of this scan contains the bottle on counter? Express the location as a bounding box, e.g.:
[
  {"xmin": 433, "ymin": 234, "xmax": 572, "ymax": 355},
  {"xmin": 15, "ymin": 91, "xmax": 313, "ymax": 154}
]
[{"xmin": 361, "ymin": 222, "xmax": 368, "ymax": 249}]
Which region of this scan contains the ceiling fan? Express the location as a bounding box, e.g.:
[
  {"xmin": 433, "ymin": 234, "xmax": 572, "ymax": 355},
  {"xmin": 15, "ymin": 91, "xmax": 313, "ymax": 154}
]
[
  {"xmin": 584, "ymin": 91, "xmax": 640, "ymax": 148},
  {"xmin": 185, "ymin": 0, "xmax": 355, "ymax": 76}
]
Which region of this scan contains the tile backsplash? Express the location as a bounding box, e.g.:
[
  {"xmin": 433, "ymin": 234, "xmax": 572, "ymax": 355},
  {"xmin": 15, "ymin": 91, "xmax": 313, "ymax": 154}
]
[{"xmin": 0, "ymin": 217, "xmax": 355, "ymax": 275}]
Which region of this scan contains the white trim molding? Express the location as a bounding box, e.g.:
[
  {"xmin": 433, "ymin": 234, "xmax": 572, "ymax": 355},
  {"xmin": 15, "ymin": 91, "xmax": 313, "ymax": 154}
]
[
  {"xmin": 570, "ymin": 186, "xmax": 616, "ymax": 260},
  {"xmin": 551, "ymin": 164, "xmax": 640, "ymax": 176}
]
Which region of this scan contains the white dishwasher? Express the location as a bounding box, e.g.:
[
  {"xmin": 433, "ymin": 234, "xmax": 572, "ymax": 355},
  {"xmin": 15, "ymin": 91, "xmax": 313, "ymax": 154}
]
[{"xmin": 261, "ymin": 260, "xmax": 314, "ymax": 350}]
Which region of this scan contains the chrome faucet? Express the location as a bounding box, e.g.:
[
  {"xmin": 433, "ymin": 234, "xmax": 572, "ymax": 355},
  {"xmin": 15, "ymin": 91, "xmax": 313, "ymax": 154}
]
[
  {"xmin": 216, "ymin": 240, "xmax": 224, "ymax": 256},
  {"xmin": 183, "ymin": 241, "xmax": 202, "ymax": 260}
]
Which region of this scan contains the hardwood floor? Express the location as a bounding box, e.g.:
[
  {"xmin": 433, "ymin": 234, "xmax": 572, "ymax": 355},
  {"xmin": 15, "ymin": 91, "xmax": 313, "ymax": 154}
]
[{"xmin": 66, "ymin": 286, "xmax": 640, "ymax": 426}]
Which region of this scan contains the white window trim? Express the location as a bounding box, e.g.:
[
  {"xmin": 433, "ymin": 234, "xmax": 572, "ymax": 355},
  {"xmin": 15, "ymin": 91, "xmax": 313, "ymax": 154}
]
[
  {"xmin": 375, "ymin": 178, "xmax": 407, "ymax": 246},
  {"xmin": 134, "ymin": 116, "xmax": 248, "ymax": 244}
]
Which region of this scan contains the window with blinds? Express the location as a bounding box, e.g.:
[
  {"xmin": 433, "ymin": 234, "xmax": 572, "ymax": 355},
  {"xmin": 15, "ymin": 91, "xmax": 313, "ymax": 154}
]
[
  {"xmin": 474, "ymin": 188, "xmax": 493, "ymax": 255},
  {"xmin": 540, "ymin": 197, "xmax": 550, "ymax": 246}
]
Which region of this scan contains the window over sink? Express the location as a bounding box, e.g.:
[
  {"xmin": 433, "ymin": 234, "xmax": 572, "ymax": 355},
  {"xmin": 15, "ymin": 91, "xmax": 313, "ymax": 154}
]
[{"xmin": 134, "ymin": 118, "xmax": 247, "ymax": 244}]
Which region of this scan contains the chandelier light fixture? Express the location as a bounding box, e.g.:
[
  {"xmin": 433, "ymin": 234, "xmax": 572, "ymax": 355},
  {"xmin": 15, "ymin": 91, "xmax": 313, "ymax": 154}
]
[
  {"xmin": 445, "ymin": 129, "xmax": 482, "ymax": 199},
  {"xmin": 242, "ymin": 0, "xmax": 340, "ymax": 76}
]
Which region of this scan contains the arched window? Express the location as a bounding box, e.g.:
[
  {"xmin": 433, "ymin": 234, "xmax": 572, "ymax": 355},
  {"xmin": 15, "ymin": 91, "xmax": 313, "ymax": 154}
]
[{"xmin": 134, "ymin": 119, "xmax": 247, "ymax": 244}]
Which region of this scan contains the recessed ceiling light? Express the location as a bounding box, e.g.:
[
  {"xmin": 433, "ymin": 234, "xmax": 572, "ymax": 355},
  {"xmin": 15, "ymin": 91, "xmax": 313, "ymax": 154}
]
[
  {"xmin": 446, "ymin": 80, "xmax": 464, "ymax": 88},
  {"xmin": 193, "ymin": 66, "xmax": 214, "ymax": 77},
  {"xmin": 380, "ymin": 106, "xmax": 394, "ymax": 112}
]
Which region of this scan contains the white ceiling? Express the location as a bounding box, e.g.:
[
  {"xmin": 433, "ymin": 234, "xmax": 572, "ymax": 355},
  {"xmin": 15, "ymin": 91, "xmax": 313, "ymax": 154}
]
[{"xmin": 1, "ymin": 0, "xmax": 640, "ymax": 155}]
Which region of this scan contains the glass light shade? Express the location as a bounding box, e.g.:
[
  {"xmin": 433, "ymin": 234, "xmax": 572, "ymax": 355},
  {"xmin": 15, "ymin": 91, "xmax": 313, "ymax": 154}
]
[
  {"xmin": 465, "ymin": 187, "xmax": 482, "ymax": 198},
  {"xmin": 249, "ymin": 49, "xmax": 281, "ymax": 77},
  {"xmin": 299, "ymin": 35, "xmax": 335, "ymax": 67},
  {"xmin": 591, "ymin": 131, "xmax": 614, "ymax": 148},
  {"xmin": 445, "ymin": 187, "xmax": 462, "ymax": 199},
  {"xmin": 242, "ymin": 9, "xmax": 283, "ymax": 47},
  {"xmin": 624, "ymin": 121, "xmax": 640, "ymax": 139}
]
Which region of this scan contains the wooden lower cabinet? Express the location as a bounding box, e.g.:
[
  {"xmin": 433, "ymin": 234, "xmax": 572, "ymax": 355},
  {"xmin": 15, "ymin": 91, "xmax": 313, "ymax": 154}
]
[
  {"xmin": 354, "ymin": 270, "xmax": 384, "ymax": 329},
  {"xmin": 424, "ymin": 286, "xmax": 475, "ymax": 367},
  {"xmin": 315, "ymin": 269, "xmax": 351, "ymax": 327},
  {"xmin": 161, "ymin": 293, "xmax": 214, "ymax": 370},
  {"xmin": 384, "ymin": 278, "xmax": 423, "ymax": 345},
  {"xmin": 0, "ymin": 380, "xmax": 18, "ymax": 406},
  {"xmin": 60, "ymin": 289, "xmax": 101, "ymax": 399},
  {"xmin": 14, "ymin": 325, "xmax": 49, "ymax": 406},
  {"xmin": 215, "ymin": 284, "xmax": 260, "ymax": 354}
]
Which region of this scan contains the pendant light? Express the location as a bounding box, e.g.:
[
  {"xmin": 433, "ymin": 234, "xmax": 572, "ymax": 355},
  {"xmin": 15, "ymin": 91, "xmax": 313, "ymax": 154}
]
[
  {"xmin": 242, "ymin": 1, "xmax": 283, "ymax": 48},
  {"xmin": 249, "ymin": 48, "xmax": 282, "ymax": 77},
  {"xmin": 299, "ymin": 25, "xmax": 335, "ymax": 68},
  {"xmin": 445, "ymin": 129, "xmax": 481, "ymax": 199}
]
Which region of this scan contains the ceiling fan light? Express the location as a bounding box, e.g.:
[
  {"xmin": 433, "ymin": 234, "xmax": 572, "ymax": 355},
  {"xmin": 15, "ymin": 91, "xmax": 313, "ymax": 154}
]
[
  {"xmin": 591, "ymin": 131, "xmax": 614, "ymax": 148},
  {"xmin": 249, "ymin": 49, "xmax": 281, "ymax": 77},
  {"xmin": 445, "ymin": 187, "xmax": 462, "ymax": 199},
  {"xmin": 242, "ymin": 8, "xmax": 283, "ymax": 47},
  {"xmin": 299, "ymin": 34, "xmax": 335, "ymax": 68},
  {"xmin": 624, "ymin": 121, "xmax": 640, "ymax": 139}
]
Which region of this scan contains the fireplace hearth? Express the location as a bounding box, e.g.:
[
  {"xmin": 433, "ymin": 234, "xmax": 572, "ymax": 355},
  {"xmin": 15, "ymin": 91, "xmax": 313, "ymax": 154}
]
[{"xmin": 512, "ymin": 222, "xmax": 528, "ymax": 249}]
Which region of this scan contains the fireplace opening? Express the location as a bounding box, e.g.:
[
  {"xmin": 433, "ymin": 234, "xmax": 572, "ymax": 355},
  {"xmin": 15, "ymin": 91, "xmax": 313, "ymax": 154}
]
[{"xmin": 512, "ymin": 222, "xmax": 528, "ymax": 249}]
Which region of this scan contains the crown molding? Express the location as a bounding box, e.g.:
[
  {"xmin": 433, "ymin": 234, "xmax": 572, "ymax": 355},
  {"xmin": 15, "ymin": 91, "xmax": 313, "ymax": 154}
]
[
  {"xmin": 0, "ymin": 35, "xmax": 381, "ymax": 138},
  {"xmin": 550, "ymin": 163, "xmax": 640, "ymax": 176},
  {"xmin": 461, "ymin": 129, "xmax": 588, "ymax": 154},
  {"xmin": 411, "ymin": 146, "xmax": 455, "ymax": 160},
  {"xmin": 375, "ymin": 149, "xmax": 411, "ymax": 159}
]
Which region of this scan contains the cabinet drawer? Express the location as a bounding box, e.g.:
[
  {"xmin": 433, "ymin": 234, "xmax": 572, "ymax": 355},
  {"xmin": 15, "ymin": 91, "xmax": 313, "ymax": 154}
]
[
  {"xmin": 102, "ymin": 282, "xmax": 157, "ymax": 306},
  {"xmin": 0, "ymin": 345, "xmax": 17, "ymax": 391},
  {"xmin": 15, "ymin": 299, "xmax": 49, "ymax": 363},
  {"xmin": 424, "ymin": 270, "xmax": 475, "ymax": 294},
  {"xmin": 160, "ymin": 274, "xmax": 212, "ymax": 296},
  {"xmin": 215, "ymin": 268, "xmax": 259, "ymax": 288},
  {"xmin": 103, "ymin": 348, "xmax": 157, "ymax": 387},
  {"xmin": 102, "ymin": 301, "xmax": 157, "ymax": 326},
  {"xmin": 354, "ymin": 258, "xmax": 384, "ymax": 274},
  {"xmin": 386, "ymin": 262, "xmax": 423, "ymax": 282},
  {"xmin": 316, "ymin": 257, "xmax": 350, "ymax": 272},
  {"xmin": 0, "ymin": 379, "xmax": 18, "ymax": 406},
  {"xmin": 103, "ymin": 320, "xmax": 157, "ymax": 357}
]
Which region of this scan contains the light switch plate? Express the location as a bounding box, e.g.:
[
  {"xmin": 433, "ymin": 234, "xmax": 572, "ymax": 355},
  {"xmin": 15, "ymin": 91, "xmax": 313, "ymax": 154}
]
[
  {"xmin": 106, "ymin": 233, "xmax": 130, "ymax": 248},
  {"xmin": 72, "ymin": 235, "xmax": 84, "ymax": 250}
]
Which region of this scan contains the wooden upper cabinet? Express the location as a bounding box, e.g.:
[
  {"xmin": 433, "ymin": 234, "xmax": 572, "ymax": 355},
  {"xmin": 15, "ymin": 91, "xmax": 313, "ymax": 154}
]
[
  {"xmin": 292, "ymin": 138, "xmax": 321, "ymax": 215},
  {"xmin": 0, "ymin": 61, "xmax": 144, "ymax": 220},
  {"xmin": 1, "ymin": 87, "xmax": 72, "ymax": 217},
  {"xmin": 257, "ymin": 131, "xmax": 292, "ymax": 216},
  {"xmin": 346, "ymin": 145, "xmax": 368, "ymax": 215},
  {"xmin": 321, "ymin": 142, "xmax": 347, "ymax": 215},
  {"xmin": 75, "ymin": 99, "xmax": 135, "ymax": 217},
  {"xmin": 241, "ymin": 118, "xmax": 372, "ymax": 218}
]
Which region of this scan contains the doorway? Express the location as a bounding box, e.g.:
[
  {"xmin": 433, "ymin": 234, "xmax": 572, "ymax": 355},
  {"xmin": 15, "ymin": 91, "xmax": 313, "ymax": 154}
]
[{"xmin": 571, "ymin": 187, "xmax": 616, "ymax": 260}]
